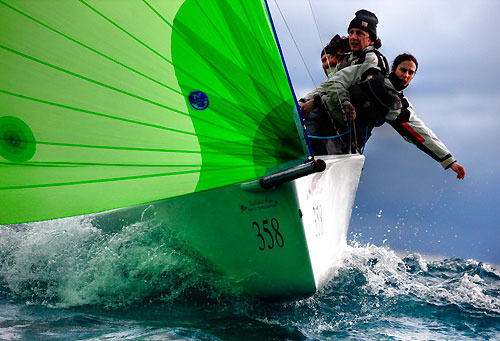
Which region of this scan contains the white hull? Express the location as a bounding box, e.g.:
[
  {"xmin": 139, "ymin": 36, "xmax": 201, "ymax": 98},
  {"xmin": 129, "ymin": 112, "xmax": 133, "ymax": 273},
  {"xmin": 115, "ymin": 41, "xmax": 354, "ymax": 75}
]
[{"xmin": 93, "ymin": 154, "xmax": 365, "ymax": 299}]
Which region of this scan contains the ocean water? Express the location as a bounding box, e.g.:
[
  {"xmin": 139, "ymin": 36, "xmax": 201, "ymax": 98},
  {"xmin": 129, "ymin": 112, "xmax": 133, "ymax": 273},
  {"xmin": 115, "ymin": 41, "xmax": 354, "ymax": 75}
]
[{"xmin": 1, "ymin": 218, "xmax": 499, "ymax": 340}]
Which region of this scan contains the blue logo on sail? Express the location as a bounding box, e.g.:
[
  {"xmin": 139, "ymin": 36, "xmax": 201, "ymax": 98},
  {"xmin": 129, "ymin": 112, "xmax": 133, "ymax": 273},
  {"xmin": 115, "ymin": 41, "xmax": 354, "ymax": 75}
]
[{"xmin": 189, "ymin": 91, "xmax": 209, "ymax": 110}]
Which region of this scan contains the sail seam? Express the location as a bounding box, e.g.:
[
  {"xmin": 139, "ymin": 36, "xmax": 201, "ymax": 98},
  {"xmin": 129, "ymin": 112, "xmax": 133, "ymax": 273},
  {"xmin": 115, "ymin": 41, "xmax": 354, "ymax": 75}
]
[
  {"xmin": 0, "ymin": 162, "xmax": 201, "ymax": 168},
  {"xmin": 0, "ymin": 44, "xmax": 190, "ymax": 116},
  {"xmin": 0, "ymin": 169, "xmax": 202, "ymax": 190},
  {"xmin": 0, "ymin": 0, "xmax": 183, "ymax": 96},
  {"xmin": 79, "ymin": 0, "xmax": 173, "ymax": 66},
  {"xmin": 0, "ymin": 89, "xmax": 198, "ymax": 136},
  {"xmin": 1, "ymin": 0, "xmax": 267, "ymax": 138},
  {"xmin": 0, "ymin": 164, "xmax": 255, "ymax": 190}
]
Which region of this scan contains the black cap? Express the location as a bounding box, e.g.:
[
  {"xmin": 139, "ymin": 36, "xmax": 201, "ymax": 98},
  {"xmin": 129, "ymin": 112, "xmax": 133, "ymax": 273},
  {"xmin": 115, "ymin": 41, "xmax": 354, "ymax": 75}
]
[{"xmin": 348, "ymin": 9, "xmax": 378, "ymax": 41}]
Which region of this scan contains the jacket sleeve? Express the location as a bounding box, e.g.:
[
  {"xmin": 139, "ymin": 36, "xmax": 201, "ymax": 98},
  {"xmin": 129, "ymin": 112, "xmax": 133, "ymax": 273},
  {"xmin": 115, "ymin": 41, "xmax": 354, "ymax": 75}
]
[
  {"xmin": 386, "ymin": 98, "xmax": 457, "ymax": 169},
  {"xmin": 319, "ymin": 52, "xmax": 381, "ymax": 113}
]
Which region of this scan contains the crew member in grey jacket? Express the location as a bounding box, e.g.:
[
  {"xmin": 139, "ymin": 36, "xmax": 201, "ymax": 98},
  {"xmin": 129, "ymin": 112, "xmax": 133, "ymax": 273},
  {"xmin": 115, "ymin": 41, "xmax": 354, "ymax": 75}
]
[{"xmin": 383, "ymin": 53, "xmax": 465, "ymax": 179}]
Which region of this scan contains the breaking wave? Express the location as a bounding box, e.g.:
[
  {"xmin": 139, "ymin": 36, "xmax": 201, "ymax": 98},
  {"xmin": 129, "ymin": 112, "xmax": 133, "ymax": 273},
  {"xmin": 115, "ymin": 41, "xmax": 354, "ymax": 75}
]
[{"xmin": 0, "ymin": 219, "xmax": 499, "ymax": 340}]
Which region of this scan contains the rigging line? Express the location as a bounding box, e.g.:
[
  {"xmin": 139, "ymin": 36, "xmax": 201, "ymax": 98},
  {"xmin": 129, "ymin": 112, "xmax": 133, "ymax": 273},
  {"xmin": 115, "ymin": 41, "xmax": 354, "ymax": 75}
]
[
  {"xmin": 0, "ymin": 0, "xmax": 182, "ymax": 96},
  {"xmin": 141, "ymin": 0, "xmax": 174, "ymax": 29},
  {"xmin": 306, "ymin": 0, "xmax": 346, "ymax": 123},
  {"xmin": 306, "ymin": 0, "xmax": 333, "ymax": 75},
  {"xmin": 352, "ymin": 118, "xmax": 358, "ymax": 154},
  {"xmin": 271, "ymin": 0, "xmax": 316, "ymax": 88},
  {"xmin": 0, "ymin": 162, "xmax": 254, "ymax": 171},
  {"xmin": 307, "ymin": 128, "xmax": 351, "ymax": 139},
  {"xmin": 306, "ymin": 0, "xmax": 325, "ymax": 49},
  {"xmin": 0, "ymin": 136, "xmax": 261, "ymax": 154}
]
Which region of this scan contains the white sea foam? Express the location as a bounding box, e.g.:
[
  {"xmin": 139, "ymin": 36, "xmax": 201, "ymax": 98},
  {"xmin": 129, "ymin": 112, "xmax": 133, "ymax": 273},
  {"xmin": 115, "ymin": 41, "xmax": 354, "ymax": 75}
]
[
  {"xmin": 341, "ymin": 243, "xmax": 500, "ymax": 314},
  {"xmin": 0, "ymin": 217, "xmax": 232, "ymax": 308}
]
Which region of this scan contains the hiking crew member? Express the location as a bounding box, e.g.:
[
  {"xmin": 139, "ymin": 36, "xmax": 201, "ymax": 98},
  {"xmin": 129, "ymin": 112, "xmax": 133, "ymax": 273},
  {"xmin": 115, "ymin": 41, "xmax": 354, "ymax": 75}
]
[
  {"xmin": 382, "ymin": 53, "xmax": 465, "ymax": 179},
  {"xmin": 321, "ymin": 35, "xmax": 350, "ymax": 76},
  {"xmin": 302, "ymin": 35, "xmax": 350, "ymax": 155}
]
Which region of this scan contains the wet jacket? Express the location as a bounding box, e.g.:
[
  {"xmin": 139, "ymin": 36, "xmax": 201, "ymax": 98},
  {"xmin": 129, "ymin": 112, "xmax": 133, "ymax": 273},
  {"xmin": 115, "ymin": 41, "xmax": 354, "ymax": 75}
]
[
  {"xmin": 384, "ymin": 74, "xmax": 456, "ymax": 169},
  {"xmin": 303, "ymin": 46, "xmax": 389, "ymax": 127}
]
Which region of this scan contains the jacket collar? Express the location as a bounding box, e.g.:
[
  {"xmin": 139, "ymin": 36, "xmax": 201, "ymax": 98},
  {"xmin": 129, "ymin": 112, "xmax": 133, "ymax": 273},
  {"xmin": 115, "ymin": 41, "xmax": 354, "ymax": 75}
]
[
  {"xmin": 352, "ymin": 45, "xmax": 376, "ymax": 58},
  {"xmin": 389, "ymin": 72, "xmax": 407, "ymax": 91}
]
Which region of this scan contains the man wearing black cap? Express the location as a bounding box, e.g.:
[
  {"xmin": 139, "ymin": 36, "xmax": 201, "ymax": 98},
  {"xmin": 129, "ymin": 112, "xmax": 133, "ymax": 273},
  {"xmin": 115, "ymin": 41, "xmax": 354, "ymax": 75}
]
[
  {"xmin": 300, "ymin": 9, "xmax": 389, "ymax": 152},
  {"xmin": 347, "ymin": 9, "xmax": 378, "ymax": 51}
]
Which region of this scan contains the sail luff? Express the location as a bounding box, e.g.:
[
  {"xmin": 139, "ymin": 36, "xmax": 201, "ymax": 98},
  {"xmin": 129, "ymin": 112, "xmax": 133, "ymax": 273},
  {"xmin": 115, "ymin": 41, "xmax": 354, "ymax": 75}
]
[{"xmin": 263, "ymin": 0, "xmax": 314, "ymax": 157}]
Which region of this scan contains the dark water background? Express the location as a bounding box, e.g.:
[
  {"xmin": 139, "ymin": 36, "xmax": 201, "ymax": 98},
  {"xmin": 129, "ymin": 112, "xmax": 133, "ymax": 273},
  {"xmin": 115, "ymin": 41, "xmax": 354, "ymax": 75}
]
[{"xmin": 1, "ymin": 217, "xmax": 499, "ymax": 340}]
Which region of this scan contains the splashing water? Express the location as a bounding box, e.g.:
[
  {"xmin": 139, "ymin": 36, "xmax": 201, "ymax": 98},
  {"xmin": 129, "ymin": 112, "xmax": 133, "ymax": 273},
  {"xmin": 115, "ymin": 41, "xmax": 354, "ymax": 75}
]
[
  {"xmin": 0, "ymin": 219, "xmax": 499, "ymax": 340},
  {"xmin": 0, "ymin": 217, "xmax": 236, "ymax": 309}
]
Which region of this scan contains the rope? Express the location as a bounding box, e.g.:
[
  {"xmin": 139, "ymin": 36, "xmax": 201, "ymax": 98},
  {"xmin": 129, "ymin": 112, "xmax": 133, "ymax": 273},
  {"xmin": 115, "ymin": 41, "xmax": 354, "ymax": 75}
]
[
  {"xmin": 273, "ymin": 0, "xmax": 358, "ymax": 154},
  {"xmin": 308, "ymin": 128, "xmax": 351, "ymax": 139},
  {"xmin": 367, "ymin": 78, "xmax": 392, "ymax": 109},
  {"xmin": 271, "ymin": 0, "xmax": 316, "ymax": 88},
  {"xmin": 360, "ymin": 126, "xmax": 369, "ymax": 154},
  {"xmin": 305, "ymin": 0, "xmax": 353, "ymax": 152}
]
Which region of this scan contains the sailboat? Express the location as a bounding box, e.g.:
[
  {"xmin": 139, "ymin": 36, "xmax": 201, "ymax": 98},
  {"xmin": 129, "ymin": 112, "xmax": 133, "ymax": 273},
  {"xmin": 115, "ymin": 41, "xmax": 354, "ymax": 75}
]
[{"xmin": 0, "ymin": 0, "xmax": 364, "ymax": 299}]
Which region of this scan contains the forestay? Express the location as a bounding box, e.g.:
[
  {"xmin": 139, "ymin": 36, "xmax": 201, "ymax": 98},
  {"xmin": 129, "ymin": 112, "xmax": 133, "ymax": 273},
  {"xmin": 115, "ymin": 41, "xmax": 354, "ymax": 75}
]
[{"xmin": 0, "ymin": 0, "xmax": 309, "ymax": 224}]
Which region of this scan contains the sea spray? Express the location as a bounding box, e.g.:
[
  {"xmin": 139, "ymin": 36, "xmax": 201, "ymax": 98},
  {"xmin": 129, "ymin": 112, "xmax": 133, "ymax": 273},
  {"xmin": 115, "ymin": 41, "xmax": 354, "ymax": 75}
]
[
  {"xmin": 272, "ymin": 243, "xmax": 500, "ymax": 339},
  {"xmin": 0, "ymin": 217, "xmax": 238, "ymax": 309},
  {"xmin": 1, "ymin": 225, "xmax": 499, "ymax": 339}
]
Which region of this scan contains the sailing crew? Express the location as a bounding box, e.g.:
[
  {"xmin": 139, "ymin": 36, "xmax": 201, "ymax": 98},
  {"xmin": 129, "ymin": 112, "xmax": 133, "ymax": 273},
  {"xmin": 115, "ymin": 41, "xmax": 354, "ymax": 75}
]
[
  {"xmin": 300, "ymin": 9, "xmax": 389, "ymax": 153},
  {"xmin": 377, "ymin": 53, "xmax": 465, "ymax": 179},
  {"xmin": 321, "ymin": 35, "xmax": 350, "ymax": 76},
  {"xmin": 302, "ymin": 35, "xmax": 350, "ymax": 155}
]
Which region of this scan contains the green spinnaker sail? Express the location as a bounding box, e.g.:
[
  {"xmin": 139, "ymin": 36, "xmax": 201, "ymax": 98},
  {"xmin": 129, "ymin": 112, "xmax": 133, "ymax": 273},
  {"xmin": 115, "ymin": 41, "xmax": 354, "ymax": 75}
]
[{"xmin": 0, "ymin": 0, "xmax": 307, "ymax": 224}]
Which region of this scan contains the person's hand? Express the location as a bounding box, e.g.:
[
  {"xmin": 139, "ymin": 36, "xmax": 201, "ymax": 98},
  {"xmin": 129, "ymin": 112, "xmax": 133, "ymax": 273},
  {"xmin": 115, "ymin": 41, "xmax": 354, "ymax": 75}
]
[
  {"xmin": 450, "ymin": 163, "xmax": 465, "ymax": 180},
  {"xmin": 345, "ymin": 103, "xmax": 356, "ymax": 120},
  {"xmin": 299, "ymin": 99, "xmax": 314, "ymax": 116}
]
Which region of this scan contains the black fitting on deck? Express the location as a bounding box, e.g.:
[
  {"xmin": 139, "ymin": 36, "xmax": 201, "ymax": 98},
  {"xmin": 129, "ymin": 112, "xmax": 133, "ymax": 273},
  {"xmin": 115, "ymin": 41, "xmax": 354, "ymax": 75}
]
[{"xmin": 259, "ymin": 159, "xmax": 326, "ymax": 189}]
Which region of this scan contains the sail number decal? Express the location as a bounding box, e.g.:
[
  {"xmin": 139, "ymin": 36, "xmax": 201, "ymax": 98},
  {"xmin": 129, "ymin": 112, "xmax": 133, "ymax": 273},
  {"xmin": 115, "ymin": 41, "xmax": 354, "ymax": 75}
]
[
  {"xmin": 188, "ymin": 91, "xmax": 209, "ymax": 110},
  {"xmin": 252, "ymin": 218, "xmax": 284, "ymax": 251},
  {"xmin": 313, "ymin": 204, "xmax": 325, "ymax": 237}
]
